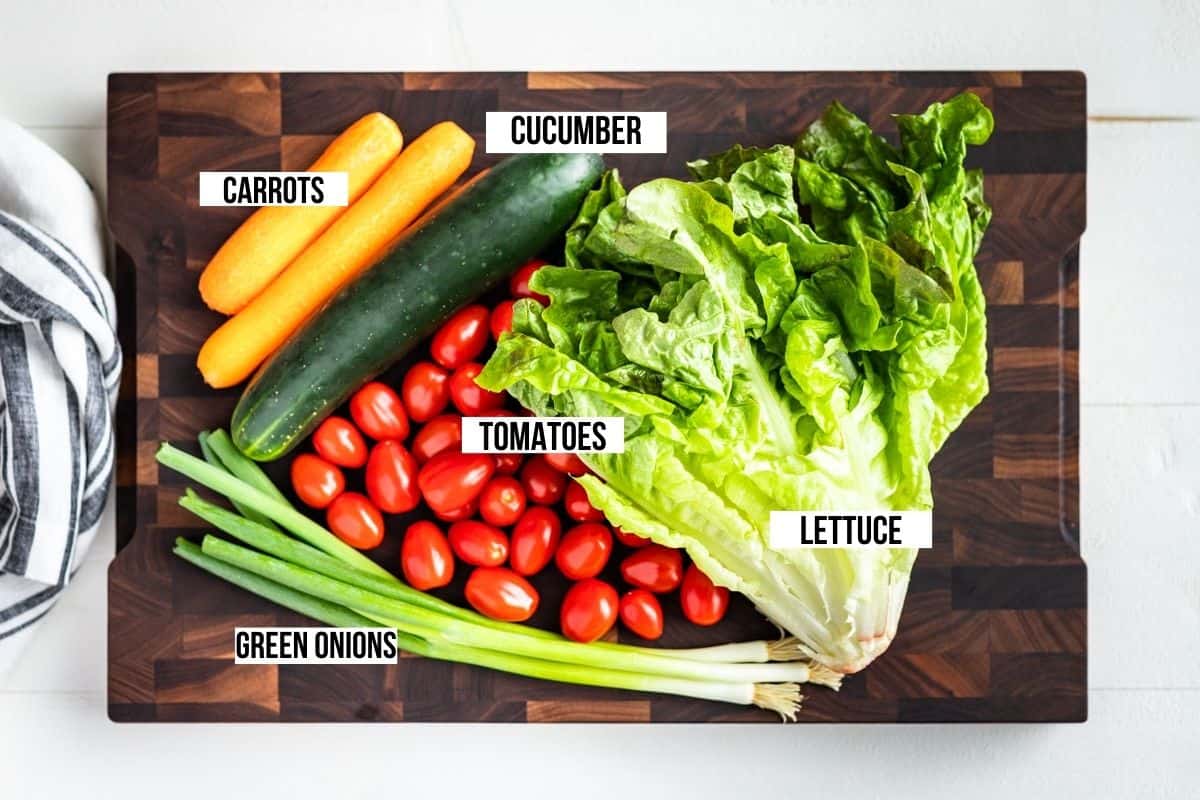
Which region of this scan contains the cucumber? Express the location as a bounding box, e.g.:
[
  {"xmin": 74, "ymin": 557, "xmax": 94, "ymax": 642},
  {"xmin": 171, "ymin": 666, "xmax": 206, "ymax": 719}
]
[{"xmin": 231, "ymin": 153, "xmax": 605, "ymax": 461}]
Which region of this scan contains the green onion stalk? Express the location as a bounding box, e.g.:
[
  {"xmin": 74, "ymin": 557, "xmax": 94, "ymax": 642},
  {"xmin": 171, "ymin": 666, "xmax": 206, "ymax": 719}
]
[
  {"xmin": 198, "ymin": 430, "xmax": 280, "ymax": 531},
  {"xmin": 173, "ymin": 539, "xmax": 792, "ymax": 712},
  {"xmin": 173, "ymin": 438, "xmax": 827, "ymax": 670},
  {"xmin": 159, "ymin": 438, "xmax": 843, "ymax": 718},
  {"xmin": 179, "ymin": 487, "xmax": 831, "ymax": 678},
  {"xmin": 200, "ymin": 532, "xmax": 829, "ymax": 687}
]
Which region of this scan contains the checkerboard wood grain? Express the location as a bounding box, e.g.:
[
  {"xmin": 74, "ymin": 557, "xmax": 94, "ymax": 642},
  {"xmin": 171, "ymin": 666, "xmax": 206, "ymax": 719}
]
[{"xmin": 107, "ymin": 71, "xmax": 1085, "ymax": 723}]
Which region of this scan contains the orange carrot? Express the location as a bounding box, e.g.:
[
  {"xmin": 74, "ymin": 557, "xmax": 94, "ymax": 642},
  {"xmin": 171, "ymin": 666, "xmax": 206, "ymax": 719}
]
[
  {"xmin": 197, "ymin": 121, "xmax": 476, "ymax": 389},
  {"xmin": 198, "ymin": 112, "xmax": 403, "ymax": 315}
]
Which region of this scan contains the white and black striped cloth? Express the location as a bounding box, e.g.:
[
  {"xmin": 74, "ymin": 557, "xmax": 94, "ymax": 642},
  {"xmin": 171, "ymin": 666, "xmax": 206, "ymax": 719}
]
[{"xmin": 0, "ymin": 120, "xmax": 119, "ymax": 673}]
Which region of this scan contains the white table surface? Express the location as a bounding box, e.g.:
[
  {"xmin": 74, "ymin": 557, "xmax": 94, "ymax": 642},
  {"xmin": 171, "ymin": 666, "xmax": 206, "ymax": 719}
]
[{"xmin": 2, "ymin": 1, "xmax": 1199, "ymax": 796}]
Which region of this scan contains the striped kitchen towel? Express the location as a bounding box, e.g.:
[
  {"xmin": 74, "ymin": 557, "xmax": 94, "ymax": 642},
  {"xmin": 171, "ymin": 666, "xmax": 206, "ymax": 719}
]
[{"xmin": 0, "ymin": 120, "xmax": 120, "ymax": 675}]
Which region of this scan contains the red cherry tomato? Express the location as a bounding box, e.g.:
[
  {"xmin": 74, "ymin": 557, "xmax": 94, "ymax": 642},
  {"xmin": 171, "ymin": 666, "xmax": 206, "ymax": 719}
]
[
  {"xmin": 614, "ymin": 527, "xmax": 651, "ymax": 548},
  {"xmin": 417, "ymin": 451, "xmax": 495, "ymax": 514},
  {"xmin": 619, "ymin": 589, "xmax": 664, "ymax": 640},
  {"xmin": 520, "ymin": 456, "xmax": 567, "ymax": 505},
  {"xmin": 560, "ymin": 578, "xmax": 618, "ymax": 643},
  {"xmin": 490, "ymin": 300, "xmax": 515, "ymax": 341},
  {"xmin": 478, "ymin": 476, "xmax": 526, "ymax": 527},
  {"xmin": 325, "ymin": 492, "xmax": 384, "ymax": 550},
  {"xmin": 401, "ymin": 362, "xmax": 450, "ymax": 423},
  {"xmin": 509, "ymin": 506, "xmax": 561, "ymax": 576},
  {"xmin": 555, "ymin": 522, "xmax": 612, "ymax": 580},
  {"xmin": 448, "ymin": 363, "xmax": 505, "ymax": 415},
  {"xmin": 364, "ymin": 440, "xmax": 420, "ymax": 514},
  {"xmin": 289, "ymin": 453, "xmax": 345, "ymax": 510},
  {"xmin": 312, "ymin": 416, "xmax": 368, "ymax": 468},
  {"xmin": 509, "ymin": 259, "xmax": 549, "ymax": 304},
  {"xmin": 401, "ymin": 520, "xmax": 454, "ymax": 590},
  {"xmin": 564, "ymin": 481, "xmax": 605, "ymax": 522},
  {"xmin": 431, "ymin": 305, "xmax": 491, "ymax": 370},
  {"xmin": 544, "ymin": 452, "xmax": 588, "ymax": 476},
  {"xmin": 349, "ymin": 381, "xmax": 409, "ymax": 441},
  {"xmin": 680, "ymin": 564, "xmax": 730, "ymax": 626},
  {"xmin": 620, "ymin": 545, "xmax": 683, "ymax": 593},
  {"xmin": 495, "ymin": 452, "xmax": 524, "ymax": 475},
  {"xmin": 465, "ymin": 567, "xmax": 539, "ymax": 622},
  {"xmin": 434, "ymin": 498, "xmax": 477, "ymax": 522},
  {"xmin": 448, "ymin": 520, "xmax": 509, "ymax": 567},
  {"xmin": 411, "ymin": 414, "xmax": 463, "ymax": 463}
]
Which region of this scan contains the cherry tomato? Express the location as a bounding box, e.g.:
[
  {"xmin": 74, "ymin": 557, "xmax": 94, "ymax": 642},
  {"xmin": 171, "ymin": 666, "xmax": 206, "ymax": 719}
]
[
  {"xmin": 619, "ymin": 589, "xmax": 664, "ymax": 640},
  {"xmin": 509, "ymin": 259, "xmax": 549, "ymax": 304},
  {"xmin": 544, "ymin": 452, "xmax": 588, "ymax": 476},
  {"xmin": 401, "ymin": 362, "xmax": 450, "ymax": 423},
  {"xmin": 490, "ymin": 300, "xmax": 515, "ymax": 341},
  {"xmin": 560, "ymin": 578, "xmax": 618, "ymax": 643},
  {"xmin": 564, "ymin": 481, "xmax": 605, "ymax": 522},
  {"xmin": 465, "ymin": 566, "xmax": 539, "ymax": 622},
  {"xmin": 434, "ymin": 498, "xmax": 477, "ymax": 522},
  {"xmin": 680, "ymin": 564, "xmax": 730, "ymax": 626},
  {"xmin": 290, "ymin": 453, "xmax": 345, "ymax": 510},
  {"xmin": 364, "ymin": 440, "xmax": 420, "ymax": 514},
  {"xmin": 509, "ymin": 506, "xmax": 561, "ymax": 576},
  {"xmin": 401, "ymin": 520, "xmax": 454, "ymax": 590},
  {"xmin": 411, "ymin": 414, "xmax": 463, "ymax": 463},
  {"xmin": 614, "ymin": 527, "xmax": 651, "ymax": 548},
  {"xmin": 620, "ymin": 545, "xmax": 683, "ymax": 593},
  {"xmin": 349, "ymin": 381, "xmax": 409, "ymax": 441},
  {"xmin": 431, "ymin": 305, "xmax": 491, "ymax": 370},
  {"xmin": 448, "ymin": 363, "xmax": 505, "ymax": 415},
  {"xmin": 495, "ymin": 452, "xmax": 524, "ymax": 475},
  {"xmin": 478, "ymin": 476, "xmax": 526, "ymax": 527},
  {"xmin": 312, "ymin": 416, "xmax": 368, "ymax": 468},
  {"xmin": 555, "ymin": 522, "xmax": 612, "ymax": 580},
  {"xmin": 448, "ymin": 520, "xmax": 509, "ymax": 567},
  {"xmin": 417, "ymin": 451, "xmax": 495, "ymax": 514},
  {"xmin": 520, "ymin": 456, "xmax": 567, "ymax": 505},
  {"xmin": 326, "ymin": 492, "xmax": 384, "ymax": 550}
]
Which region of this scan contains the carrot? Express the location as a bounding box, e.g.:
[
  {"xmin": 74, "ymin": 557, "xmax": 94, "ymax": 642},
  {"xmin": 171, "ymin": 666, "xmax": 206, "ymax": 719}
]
[
  {"xmin": 197, "ymin": 121, "xmax": 476, "ymax": 389},
  {"xmin": 198, "ymin": 113, "xmax": 404, "ymax": 315}
]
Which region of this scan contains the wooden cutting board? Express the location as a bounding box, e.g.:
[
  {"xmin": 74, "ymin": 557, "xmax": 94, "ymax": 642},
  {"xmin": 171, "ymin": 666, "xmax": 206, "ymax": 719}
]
[{"xmin": 107, "ymin": 71, "xmax": 1085, "ymax": 723}]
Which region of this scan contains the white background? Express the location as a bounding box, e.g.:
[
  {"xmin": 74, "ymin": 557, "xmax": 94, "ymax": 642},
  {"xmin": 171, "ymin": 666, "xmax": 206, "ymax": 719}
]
[{"xmin": 2, "ymin": 0, "xmax": 1199, "ymax": 796}]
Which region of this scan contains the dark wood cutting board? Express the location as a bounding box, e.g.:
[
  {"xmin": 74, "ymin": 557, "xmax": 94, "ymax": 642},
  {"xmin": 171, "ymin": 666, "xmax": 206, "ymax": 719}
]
[{"xmin": 107, "ymin": 71, "xmax": 1085, "ymax": 723}]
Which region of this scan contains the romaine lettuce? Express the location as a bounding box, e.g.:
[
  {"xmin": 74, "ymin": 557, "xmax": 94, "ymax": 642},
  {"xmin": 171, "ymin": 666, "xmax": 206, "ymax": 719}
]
[{"xmin": 478, "ymin": 93, "xmax": 993, "ymax": 672}]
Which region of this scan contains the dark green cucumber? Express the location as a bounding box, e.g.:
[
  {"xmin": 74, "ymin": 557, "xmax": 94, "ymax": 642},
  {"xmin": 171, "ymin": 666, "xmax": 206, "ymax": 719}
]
[{"xmin": 231, "ymin": 153, "xmax": 605, "ymax": 461}]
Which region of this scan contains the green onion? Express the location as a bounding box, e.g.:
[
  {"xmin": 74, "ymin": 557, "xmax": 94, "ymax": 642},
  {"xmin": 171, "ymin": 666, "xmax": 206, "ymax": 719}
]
[
  {"xmin": 180, "ymin": 490, "xmax": 839, "ymax": 688},
  {"xmin": 198, "ymin": 431, "xmax": 279, "ymax": 531},
  {"xmin": 175, "ymin": 537, "xmax": 378, "ymax": 629},
  {"xmin": 172, "ymin": 445, "xmax": 840, "ymax": 685},
  {"xmin": 180, "ymin": 489, "xmax": 497, "ymax": 628},
  {"xmin": 161, "ymin": 436, "xmax": 840, "ymax": 716},
  {"xmin": 199, "ymin": 533, "xmax": 830, "ymax": 687},
  {"xmin": 174, "ymin": 537, "xmax": 798, "ymax": 717},
  {"xmin": 157, "ymin": 443, "xmax": 392, "ymax": 581},
  {"xmin": 397, "ymin": 634, "xmax": 795, "ymax": 713},
  {"xmin": 205, "ymin": 429, "xmax": 291, "ymax": 507}
]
